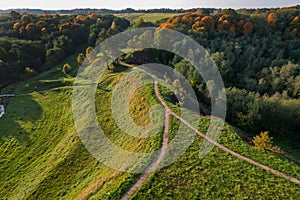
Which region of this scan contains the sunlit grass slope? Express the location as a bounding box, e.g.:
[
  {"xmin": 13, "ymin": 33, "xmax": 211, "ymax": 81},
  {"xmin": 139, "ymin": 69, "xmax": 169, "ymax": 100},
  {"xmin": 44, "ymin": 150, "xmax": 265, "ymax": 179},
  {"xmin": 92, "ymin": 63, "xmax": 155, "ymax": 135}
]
[{"xmin": 0, "ymin": 57, "xmax": 299, "ymax": 199}]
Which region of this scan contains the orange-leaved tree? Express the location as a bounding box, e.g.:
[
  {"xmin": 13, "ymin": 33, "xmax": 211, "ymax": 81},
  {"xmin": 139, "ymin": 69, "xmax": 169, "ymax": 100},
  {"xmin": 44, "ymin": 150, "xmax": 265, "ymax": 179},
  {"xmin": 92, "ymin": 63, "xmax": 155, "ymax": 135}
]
[
  {"xmin": 218, "ymin": 19, "xmax": 231, "ymax": 32},
  {"xmin": 13, "ymin": 22, "xmax": 21, "ymax": 30},
  {"xmin": 243, "ymin": 21, "xmax": 254, "ymax": 34},
  {"xmin": 26, "ymin": 23, "xmax": 38, "ymax": 39},
  {"xmin": 76, "ymin": 15, "xmax": 85, "ymax": 21},
  {"xmin": 201, "ymin": 16, "xmax": 215, "ymax": 30},
  {"xmin": 36, "ymin": 21, "xmax": 47, "ymax": 29},
  {"xmin": 267, "ymin": 12, "xmax": 278, "ymax": 28},
  {"xmin": 160, "ymin": 22, "xmax": 175, "ymax": 30}
]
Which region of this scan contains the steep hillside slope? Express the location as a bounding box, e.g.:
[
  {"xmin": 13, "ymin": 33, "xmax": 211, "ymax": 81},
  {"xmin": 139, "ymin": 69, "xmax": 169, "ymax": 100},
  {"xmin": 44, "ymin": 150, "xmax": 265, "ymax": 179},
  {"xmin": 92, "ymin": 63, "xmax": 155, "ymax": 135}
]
[{"xmin": 0, "ymin": 58, "xmax": 299, "ymax": 199}]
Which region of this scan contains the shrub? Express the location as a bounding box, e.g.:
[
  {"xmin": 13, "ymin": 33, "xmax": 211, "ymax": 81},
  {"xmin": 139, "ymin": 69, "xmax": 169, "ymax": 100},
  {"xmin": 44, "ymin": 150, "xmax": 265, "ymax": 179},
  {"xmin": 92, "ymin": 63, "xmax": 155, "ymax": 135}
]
[
  {"xmin": 77, "ymin": 53, "xmax": 85, "ymax": 66},
  {"xmin": 25, "ymin": 66, "xmax": 37, "ymax": 78},
  {"xmin": 253, "ymin": 131, "xmax": 283, "ymax": 154},
  {"xmin": 62, "ymin": 63, "xmax": 71, "ymax": 74},
  {"xmin": 85, "ymin": 46, "xmax": 95, "ymax": 60},
  {"xmin": 253, "ymin": 131, "xmax": 273, "ymax": 150},
  {"xmin": 25, "ymin": 66, "xmax": 35, "ymax": 74}
]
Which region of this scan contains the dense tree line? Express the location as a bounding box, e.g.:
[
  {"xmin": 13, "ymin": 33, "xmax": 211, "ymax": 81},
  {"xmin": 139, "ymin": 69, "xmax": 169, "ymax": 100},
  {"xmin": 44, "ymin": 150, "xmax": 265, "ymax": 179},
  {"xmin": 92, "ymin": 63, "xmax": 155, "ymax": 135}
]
[
  {"xmin": 121, "ymin": 8, "xmax": 300, "ymax": 148},
  {"xmin": 0, "ymin": 8, "xmax": 214, "ymax": 15},
  {"xmin": 159, "ymin": 8, "xmax": 300, "ymax": 145},
  {"xmin": 0, "ymin": 12, "xmax": 130, "ymax": 88},
  {"xmin": 0, "ymin": 7, "xmax": 299, "ymax": 150}
]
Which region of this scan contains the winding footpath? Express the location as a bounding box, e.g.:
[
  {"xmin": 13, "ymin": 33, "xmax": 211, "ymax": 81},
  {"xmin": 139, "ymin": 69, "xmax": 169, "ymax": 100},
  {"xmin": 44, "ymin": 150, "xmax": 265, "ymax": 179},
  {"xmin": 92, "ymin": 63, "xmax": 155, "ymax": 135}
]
[
  {"xmin": 121, "ymin": 64, "xmax": 300, "ymax": 199},
  {"xmin": 121, "ymin": 88, "xmax": 170, "ymax": 200},
  {"xmin": 3, "ymin": 62, "xmax": 300, "ymax": 199}
]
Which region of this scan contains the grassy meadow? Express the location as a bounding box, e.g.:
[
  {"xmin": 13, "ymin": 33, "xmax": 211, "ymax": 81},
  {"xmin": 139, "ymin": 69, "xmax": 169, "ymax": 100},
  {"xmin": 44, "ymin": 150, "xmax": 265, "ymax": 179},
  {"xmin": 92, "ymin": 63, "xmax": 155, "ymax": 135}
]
[{"xmin": 0, "ymin": 56, "xmax": 299, "ymax": 199}]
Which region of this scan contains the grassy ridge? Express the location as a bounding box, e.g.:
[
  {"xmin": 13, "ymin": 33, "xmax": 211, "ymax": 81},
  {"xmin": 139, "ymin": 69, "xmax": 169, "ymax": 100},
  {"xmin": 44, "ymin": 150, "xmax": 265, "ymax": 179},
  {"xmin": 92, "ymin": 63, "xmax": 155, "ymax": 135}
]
[
  {"xmin": 0, "ymin": 58, "xmax": 300, "ymax": 199},
  {"xmin": 0, "ymin": 58, "xmax": 162, "ymax": 199},
  {"xmin": 132, "ymin": 121, "xmax": 300, "ymax": 199}
]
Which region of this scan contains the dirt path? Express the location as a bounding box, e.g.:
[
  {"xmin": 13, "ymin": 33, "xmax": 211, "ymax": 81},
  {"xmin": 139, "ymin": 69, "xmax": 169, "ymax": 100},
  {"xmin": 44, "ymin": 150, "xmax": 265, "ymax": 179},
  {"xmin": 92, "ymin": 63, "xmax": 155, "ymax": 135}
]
[
  {"xmin": 154, "ymin": 82, "xmax": 300, "ymax": 184},
  {"xmin": 170, "ymin": 112, "xmax": 300, "ymax": 185},
  {"xmin": 7, "ymin": 61, "xmax": 298, "ymax": 199},
  {"xmin": 154, "ymin": 80, "xmax": 300, "ymax": 186},
  {"xmin": 119, "ymin": 62, "xmax": 300, "ymax": 200},
  {"xmin": 121, "ymin": 92, "xmax": 170, "ymax": 200}
]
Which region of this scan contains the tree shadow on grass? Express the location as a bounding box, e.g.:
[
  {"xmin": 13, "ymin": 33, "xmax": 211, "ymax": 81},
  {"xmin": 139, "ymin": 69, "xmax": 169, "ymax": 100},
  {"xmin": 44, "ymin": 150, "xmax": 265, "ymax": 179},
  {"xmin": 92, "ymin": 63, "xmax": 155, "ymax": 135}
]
[
  {"xmin": 0, "ymin": 95, "xmax": 43, "ymax": 196},
  {"xmin": 0, "ymin": 95, "xmax": 42, "ymax": 144}
]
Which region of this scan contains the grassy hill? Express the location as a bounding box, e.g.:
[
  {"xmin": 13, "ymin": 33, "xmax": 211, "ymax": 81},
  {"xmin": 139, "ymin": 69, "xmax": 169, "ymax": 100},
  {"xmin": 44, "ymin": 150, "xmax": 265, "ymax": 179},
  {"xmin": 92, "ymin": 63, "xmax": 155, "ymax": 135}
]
[{"xmin": 0, "ymin": 56, "xmax": 300, "ymax": 199}]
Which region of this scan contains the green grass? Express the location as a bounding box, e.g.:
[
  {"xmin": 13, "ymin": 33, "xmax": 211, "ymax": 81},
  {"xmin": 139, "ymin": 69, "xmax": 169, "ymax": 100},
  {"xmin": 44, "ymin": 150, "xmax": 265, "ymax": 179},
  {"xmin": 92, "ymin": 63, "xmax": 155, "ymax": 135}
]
[
  {"xmin": 0, "ymin": 58, "xmax": 300, "ymax": 199},
  {"xmin": 0, "ymin": 57, "xmax": 130, "ymax": 199},
  {"xmin": 14, "ymin": 54, "xmax": 78, "ymax": 94},
  {"xmin": 115, "ymin": 13, "xmax": 181, "ymax": 23},
  {"xmin": 131, "ymin": 118, "xmax": 300, "ymax": 199}
]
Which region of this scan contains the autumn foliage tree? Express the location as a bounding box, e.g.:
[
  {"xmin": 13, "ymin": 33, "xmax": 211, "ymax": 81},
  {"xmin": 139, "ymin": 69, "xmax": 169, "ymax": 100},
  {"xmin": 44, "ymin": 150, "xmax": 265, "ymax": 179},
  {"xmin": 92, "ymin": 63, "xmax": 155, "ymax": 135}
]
[
  {"xmin": 86, "ymin": 46, "xmax": 96, "ymax": 61},
  {"xmin": 59, "ymin": 22, "xmax": 81, "ymax": 31},
  {"xmin": 160, "ymin": 22, "xmax": 175, "ymax": 29},
  {"xmin": 243, "ymin": 21, "xmax": 254, "ymax": 34},
  {"xmin": 110, "ymin": 21, "xmax": 117, "ymax": 30},
  {"xmin": 26, "ymin": 23, "xmax": 38, "ymax": 39},
  {"xmin": 290, "ymin": 16, "xmax": 299, "ymax": 36},
  {"xmin": 13, "ymin": 22, "xmax": 21, "ymax": 30},
  {"xmin": 97, "ymin": 18, "xmax": 102, "ymax": 23},
  {"xmin": 168, "ymin": 17, "xmax": 181, "ymax": 26},
  {"xmin": 77, "ymin": 53, "xmax": 85, "ymax": 66},
  {"xmin": 88, "ymin": 13, "xmax": 98, "ymax": 19},
  {"xmin": 0, "ymin": 13, "xmax": 131, "ymax": 88},
  {"xmin": 192, "ymin": 16, "xmax": 215, "ymax": 31},
  {"xmin": 36, "ymin": 21, "xmax": 47, "ymax": 29},
  {"xmin": 267, "ymin": 12, "xmax": 278, "ymax": 28},
  {"xmin": 201, "ymin": 16, "xmax": 215, "ymax": 31},
  {"xmin": 192, "ymin": 21, "xmax": 203, "ymax": 31},
  {"xmin": 62, "ymin": 63, "xmax": 71, "ymax": 74},
  {"xmin": 76, "ymin": 15, "xmax": 85, "ymax": 21},
  {"xmin": 290, "ymin": 16, "xmax": 299, "ymax": 27},
  {"xmin": 21, "ymin": 14, "xmax": 35, "ymax": 25},
  {"xmin": 253, "ymin": 131, "xmax": 273, "ymax": 150},
  {"xmin": 237, "ymin": 20, "xmax": 245, "ymax": 31},
  {"xmin": 41, "ymin": 27, "xmax": 47, "ymax": 35},
  {"xmin": 252, "ymin": 131, "xmax": 281, "ymax": 152},
  {"xmin": 53, "ymin": 14, "xmax": 60, "ymax": 18},
  {"xmin": 218, "ymin": 19, "xmax": 231, "ymax": 32}
]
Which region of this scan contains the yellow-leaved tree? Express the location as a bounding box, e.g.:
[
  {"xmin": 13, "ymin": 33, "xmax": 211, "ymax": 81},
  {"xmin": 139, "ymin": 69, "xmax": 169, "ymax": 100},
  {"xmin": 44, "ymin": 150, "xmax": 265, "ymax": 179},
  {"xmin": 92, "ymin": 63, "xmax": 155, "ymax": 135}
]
[
  {"xmin": 253, "ymin": 131, "xmax": 272, "ymax": 150},
  {"xmin": 253, "ymin": 131, "xmax": 282, "ymax": 153},
  {"xmin": 267, "ymin": 12, "xmax": 278, "ymax": 28}
]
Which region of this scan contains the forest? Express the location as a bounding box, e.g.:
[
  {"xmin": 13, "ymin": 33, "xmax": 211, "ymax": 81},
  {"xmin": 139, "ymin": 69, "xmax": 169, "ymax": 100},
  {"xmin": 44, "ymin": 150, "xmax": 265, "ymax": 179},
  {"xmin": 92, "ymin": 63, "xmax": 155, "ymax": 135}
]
[
  {"xmin": 0, "ymin": 12, "xmax": 130, "ymax": 87},
  {"xmin": 0, "ymin": 7, "xmax": 299, "ymax": 155},
  {"xmin": 124, "ymin": 8, "xmax": 300, "ymax": 154}
]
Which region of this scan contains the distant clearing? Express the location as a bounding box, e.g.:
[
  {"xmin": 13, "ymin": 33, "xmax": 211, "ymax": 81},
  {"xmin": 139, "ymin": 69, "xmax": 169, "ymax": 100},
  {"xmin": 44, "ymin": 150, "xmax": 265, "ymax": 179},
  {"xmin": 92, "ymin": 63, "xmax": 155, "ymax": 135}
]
[{"xmin": 115, "ymin": 13, "xmax": 183, "ymax": 23}]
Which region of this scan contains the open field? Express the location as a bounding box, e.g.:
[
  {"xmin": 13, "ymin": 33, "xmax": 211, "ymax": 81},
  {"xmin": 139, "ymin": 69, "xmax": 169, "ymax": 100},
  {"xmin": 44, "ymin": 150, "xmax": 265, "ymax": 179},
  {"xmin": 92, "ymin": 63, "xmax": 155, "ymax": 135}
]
[{"xmin": 115, "ymin": 13, "xmax": 182, "ymax": 23}]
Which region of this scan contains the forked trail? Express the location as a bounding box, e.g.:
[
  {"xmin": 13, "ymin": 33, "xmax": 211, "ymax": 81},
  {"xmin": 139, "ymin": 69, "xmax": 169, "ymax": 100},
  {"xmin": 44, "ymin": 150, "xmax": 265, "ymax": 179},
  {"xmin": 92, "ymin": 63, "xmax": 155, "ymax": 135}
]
[{"xmin": 121, "ymin": 79, "xmax": 300, "ymax": 200}]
